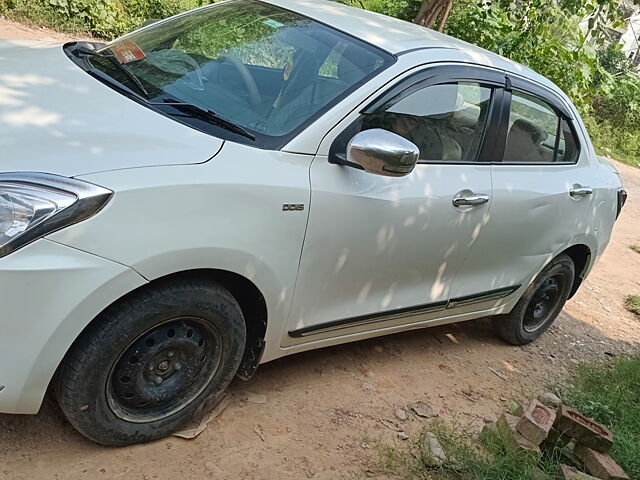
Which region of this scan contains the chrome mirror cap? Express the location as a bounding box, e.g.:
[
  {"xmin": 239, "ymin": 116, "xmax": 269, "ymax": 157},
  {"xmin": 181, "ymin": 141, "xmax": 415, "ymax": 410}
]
[{"xmin": 346, "ymin": 129, "xmax": 420, "ymax": 177}]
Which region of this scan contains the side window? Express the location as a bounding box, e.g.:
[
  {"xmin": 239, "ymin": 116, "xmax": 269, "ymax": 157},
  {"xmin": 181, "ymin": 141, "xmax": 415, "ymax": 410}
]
[
  {"xmin": 504, "ymin": 91, "xmax": 579, "ymax": 163},
  {"xmin": 361, "ymin": 82, "xmax": 493, "ymax": 162},
  {"xmin": 556, "ymin": 118, "xmax": 579, "ymax": 163}
]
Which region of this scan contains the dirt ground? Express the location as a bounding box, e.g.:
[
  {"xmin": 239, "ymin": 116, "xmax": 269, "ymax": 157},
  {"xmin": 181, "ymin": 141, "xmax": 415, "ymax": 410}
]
[{"xmin": 1, "ymin": 19, "xmax": 639, "ymax": 480}]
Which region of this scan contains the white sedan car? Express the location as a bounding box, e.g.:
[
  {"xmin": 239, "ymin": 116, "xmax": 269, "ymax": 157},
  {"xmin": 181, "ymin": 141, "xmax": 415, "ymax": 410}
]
[{"xmin": 0, "ymin": 0, "xmax": 626, "ymax": 445}]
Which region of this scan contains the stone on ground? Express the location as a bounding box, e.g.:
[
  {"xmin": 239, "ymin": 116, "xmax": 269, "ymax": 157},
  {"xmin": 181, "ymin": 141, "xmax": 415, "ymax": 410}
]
[
  {"xmin": 537, "ymin": 391, "xmax": 562, "ymax": 409},
  {"xmin": 421, "ymin": 431, "xmax": 447, "ymax": 467},
  {"xmin": 559, "ymin": 464, "xmax": 600, "ymax": 480},
  {"xmin": 410, "ymin": 401, "xmax": 433, "ymax": 418},
  {"xmin": 394, "ymin": 407, "xmax": 407, "ymax": 421}
]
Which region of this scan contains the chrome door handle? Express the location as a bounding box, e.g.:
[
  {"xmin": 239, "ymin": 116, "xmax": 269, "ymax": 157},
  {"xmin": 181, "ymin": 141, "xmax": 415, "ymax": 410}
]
[
  {"xmin": 570, "ymin": 186, "xmax": 593, "ymax": 197},
  {"xmin": 452, "ymin": 192, "xmax": 490, "ymax": 207}
]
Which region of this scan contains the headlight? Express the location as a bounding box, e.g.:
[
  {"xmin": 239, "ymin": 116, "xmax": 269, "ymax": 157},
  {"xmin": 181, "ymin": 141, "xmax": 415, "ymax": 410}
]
[{"xmin": 0, "ymin": 173, "xmax": 112, "ymax": 257}]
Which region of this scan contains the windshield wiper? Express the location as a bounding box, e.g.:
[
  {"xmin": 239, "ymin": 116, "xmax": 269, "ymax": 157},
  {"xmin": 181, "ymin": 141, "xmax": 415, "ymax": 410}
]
[
  {"xmin": 151, "ymin": 98, "xmax": 256, "ymax": 141},
  {"xmin": 76, "ymin": 44, "xmax": 150, "ymax": 98}
]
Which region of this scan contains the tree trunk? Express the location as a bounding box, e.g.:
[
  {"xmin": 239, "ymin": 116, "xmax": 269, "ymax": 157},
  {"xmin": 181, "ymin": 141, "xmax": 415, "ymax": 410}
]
[
  {"xmin": 413, "ymin": 0, "xmax": 455, "ymax": 31},
  {"xmin": 438, "ymin": 0, "xmax": 454, "ymax": 32}
]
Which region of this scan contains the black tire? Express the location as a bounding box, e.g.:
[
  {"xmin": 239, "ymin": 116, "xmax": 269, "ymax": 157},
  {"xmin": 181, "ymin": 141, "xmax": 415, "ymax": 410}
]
[
  {"xmin": 492, "ymin": 255, "xmax": 575, "ymax": 345},
  {"xmin": 57, "ymin": 278, "xmax": 246, "ymax": 446}
]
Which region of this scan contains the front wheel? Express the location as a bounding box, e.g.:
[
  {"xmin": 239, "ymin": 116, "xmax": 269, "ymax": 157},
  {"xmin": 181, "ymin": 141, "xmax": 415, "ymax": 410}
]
[
  {"xmin": 57, "ymin": 278, "xmax": 246, "ymax": 446},
  {"xmin": 492, "ymin": 255, "xmax": 575, "ymax": 345}
]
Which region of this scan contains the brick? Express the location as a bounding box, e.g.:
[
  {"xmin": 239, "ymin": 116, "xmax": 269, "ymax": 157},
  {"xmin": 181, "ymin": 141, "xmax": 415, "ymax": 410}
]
[
  {"xmin": 559, "ymin": 464, "xmax": 600, "ymax": 480},
  {"xmin": 496, "ymin": 412, "xmax": 541, "ymax": 456},
  {"xmin": 574, "ymin": 444, "xmax": 629, "ymax": 480},
  {"xmin": 516, "ymin": 399, "xmax": 556, "ymax": 445},
  {"xmin": 555, "ymin": 405, "xmax": 614, "ymax": 453}
]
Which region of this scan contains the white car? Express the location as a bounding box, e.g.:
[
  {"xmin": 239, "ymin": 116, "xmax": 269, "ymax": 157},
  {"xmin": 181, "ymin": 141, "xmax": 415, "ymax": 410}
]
[{"xmin": 0, "ymin": 0, "xmax": 626, "ymax": 445}]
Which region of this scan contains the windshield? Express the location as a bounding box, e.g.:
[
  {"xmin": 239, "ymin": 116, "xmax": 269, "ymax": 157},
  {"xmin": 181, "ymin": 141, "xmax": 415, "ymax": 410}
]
[{"xmin": 87, "ymin": 0, "xmax": 394, "ymax": 148}]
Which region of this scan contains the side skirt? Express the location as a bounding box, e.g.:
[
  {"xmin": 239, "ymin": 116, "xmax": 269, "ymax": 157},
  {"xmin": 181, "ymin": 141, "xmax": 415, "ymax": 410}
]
[{"xmin": 288, "ymin": 285, "xmax": 520, "ymax": 339}]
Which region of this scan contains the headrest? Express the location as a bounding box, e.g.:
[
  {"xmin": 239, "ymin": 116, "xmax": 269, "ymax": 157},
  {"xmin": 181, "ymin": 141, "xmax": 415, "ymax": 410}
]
[{"xmin": 510, "ymin": 119, "xmax": 548, "ymax": 144}]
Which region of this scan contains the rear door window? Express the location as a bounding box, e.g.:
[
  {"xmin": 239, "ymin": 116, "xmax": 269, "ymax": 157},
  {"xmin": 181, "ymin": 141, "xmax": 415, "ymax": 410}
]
[{"xmin": 504, "ymin": 91, "xmax": 579, "ymax": 163}]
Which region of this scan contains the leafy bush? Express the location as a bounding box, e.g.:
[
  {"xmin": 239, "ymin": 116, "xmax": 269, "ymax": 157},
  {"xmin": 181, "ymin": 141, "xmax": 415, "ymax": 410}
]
[
  {"xmin": 443, "ymin": 0, "xmax": 640, "ymax": 165},
  {"xmin": 446, "ymin": 0, "xmax": 598, "ymax": 110},
  {"xmin": 354, "ymin": 0, "xmax": 421, "ymax": 20},
  {"xmin": 0, "ymin": 0, "xmax": 212, "ymax": 37}
]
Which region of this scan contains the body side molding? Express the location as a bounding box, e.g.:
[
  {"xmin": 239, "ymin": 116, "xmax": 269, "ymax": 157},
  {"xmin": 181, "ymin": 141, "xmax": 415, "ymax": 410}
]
[{"xmin": 288, "ymin": 285, "xmax": 521, "ymax": 338}]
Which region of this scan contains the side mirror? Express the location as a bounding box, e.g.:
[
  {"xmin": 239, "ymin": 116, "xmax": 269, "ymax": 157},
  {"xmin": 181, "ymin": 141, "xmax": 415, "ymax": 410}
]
[{"xmin": 346, "ymin": 129, "xmax": 420, "ymax": 177}]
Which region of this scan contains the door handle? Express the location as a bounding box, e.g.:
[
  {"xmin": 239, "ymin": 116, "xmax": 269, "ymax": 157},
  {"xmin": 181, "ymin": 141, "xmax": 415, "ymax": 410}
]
[
  {"xmin": 569, "ymin": 186, "xmax": 593, "ymax": 197},
  {"xmin": 452, "ymin": 192, "xmax": 490, "ymax": 207}
]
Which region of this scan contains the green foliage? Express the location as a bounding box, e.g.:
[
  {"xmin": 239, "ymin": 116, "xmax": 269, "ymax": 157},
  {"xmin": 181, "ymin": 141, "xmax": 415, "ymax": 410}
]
[
  {"xmin": 583, "ymin": 115, "xmax": 640, "ymax": 167},
  {"xmin": 1, "ymin": 0, "xmax": 213, "ymax": 38},
  {"xmin": 356, "ymin": 0, "xmax": 421, "ymax": 20},
  {"xmin": 625, "ymin": 295, "xmax": 640, "ymax": 317},
  {"xmin": 443, "ymin": 0, "xmax": 640, "ymax": 166},
  {"xmin": 445, "ymin": 0, "xmax": 597, "ymax": 109}
]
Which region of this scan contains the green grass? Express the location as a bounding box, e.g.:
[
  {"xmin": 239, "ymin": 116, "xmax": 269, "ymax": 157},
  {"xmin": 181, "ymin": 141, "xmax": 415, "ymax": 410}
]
[
  {"xmin": 373, "ymin": 354, "xmax": 640, "ymax": 479},
  {"xmin": 584, "ymin": 116, "xmax": 640, "ymax": 169},
  {"xmin": 563, "ymin": 355, "xmax": 640, "ymax": 479},
  {"xmin": 367, "ymin": 419, "xmax": 565, "ymax": 480},
  {"xmin": 631, "ymin": 245, "xmax": 640, "ymax": 255},
  {"xmin": 625, "ymin": 295, "xmax": 640, "ymax": 318}
]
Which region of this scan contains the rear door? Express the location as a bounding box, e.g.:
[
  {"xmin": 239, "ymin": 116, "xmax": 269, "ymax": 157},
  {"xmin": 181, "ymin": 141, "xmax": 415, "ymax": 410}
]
[{"xmin": 448, "ymin": 77, "xmax": 595, "ymax": 304}]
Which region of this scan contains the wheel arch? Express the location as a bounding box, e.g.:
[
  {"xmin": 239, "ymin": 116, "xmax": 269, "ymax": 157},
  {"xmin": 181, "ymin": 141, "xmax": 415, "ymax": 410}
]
[
  {"xmin": 109, "ymin": 269, "xmax": 269, "ymax": 380},
  {"xmin": 52, "ymin": 268, "xmax": 268, "ymax": 399},
  {"xmin": 559, "ymin": 244, "xmax": 591, "ymax": 299},
  {"xmin": 158, "ymin": 269, "xmax": 268, "ymax": 380}
]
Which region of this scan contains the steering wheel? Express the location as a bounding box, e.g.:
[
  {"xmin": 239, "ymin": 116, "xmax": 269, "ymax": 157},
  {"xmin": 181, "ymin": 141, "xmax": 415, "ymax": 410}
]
[{"xmin": 221, "ymin": 55, "xmax": 261, "ymax": 108}]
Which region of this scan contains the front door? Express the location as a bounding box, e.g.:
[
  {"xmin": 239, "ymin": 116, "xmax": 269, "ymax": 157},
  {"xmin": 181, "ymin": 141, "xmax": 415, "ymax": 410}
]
[{"xmin": 285, "ymin": 78, "xmax": 499, "ymax": 344}]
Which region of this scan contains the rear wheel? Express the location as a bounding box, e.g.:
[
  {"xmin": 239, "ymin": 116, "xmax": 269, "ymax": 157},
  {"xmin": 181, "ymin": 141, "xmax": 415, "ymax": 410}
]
[
  {"xmin": 57, "ymin": 278, "xmax": 246, "ymax": 446},
  {"xmin": 492, "ymin": 255, "xmax": 574, "ymax": 345}
]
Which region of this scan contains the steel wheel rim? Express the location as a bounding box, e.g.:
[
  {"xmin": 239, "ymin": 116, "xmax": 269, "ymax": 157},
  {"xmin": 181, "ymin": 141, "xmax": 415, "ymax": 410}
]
[
  {"xmin": 523, "ymin": 275, "xmax": 564, "ymax": 333},
  {"xmin": 106, "ymin": 316, "xmax": 222, "ymax": 423}
]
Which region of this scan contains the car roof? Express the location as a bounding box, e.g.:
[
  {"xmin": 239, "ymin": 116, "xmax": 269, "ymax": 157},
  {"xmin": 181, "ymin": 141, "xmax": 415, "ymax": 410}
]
[
  {"xmin": 261, "ymin": 0, "xmax": 561, "ymax": 95},
  {"xmin": 263, "ymin": 0, "xmax": 470, "ymax": 55}
]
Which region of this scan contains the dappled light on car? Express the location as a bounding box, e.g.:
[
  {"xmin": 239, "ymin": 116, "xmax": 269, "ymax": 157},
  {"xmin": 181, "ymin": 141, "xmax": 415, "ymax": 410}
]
[{"xmin": 2, "ymin": 105, "xmax": 61, "ymax": 127}]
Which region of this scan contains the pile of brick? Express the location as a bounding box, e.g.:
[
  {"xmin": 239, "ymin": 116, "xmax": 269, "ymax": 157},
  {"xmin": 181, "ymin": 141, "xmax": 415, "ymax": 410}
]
[{"xmin": 485, "ymin": 393, "xmax": 629, "ymax": 480}]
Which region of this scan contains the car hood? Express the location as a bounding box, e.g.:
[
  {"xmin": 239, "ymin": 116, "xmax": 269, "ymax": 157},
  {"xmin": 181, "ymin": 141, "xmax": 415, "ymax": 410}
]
[{"xmin": 0, "ymin": 40, "xmax": 223, "ymax": 177}]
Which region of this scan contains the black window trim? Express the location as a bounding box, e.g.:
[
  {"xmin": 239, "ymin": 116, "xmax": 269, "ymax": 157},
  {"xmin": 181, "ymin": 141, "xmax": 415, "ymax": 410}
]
[
  {"xmin": 329, "ymin": 63, "xmax": 509, "ymax": 167},
  {"xmin": 492, "ymin": 77, "xmax": 582, "ymax": 166}
]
